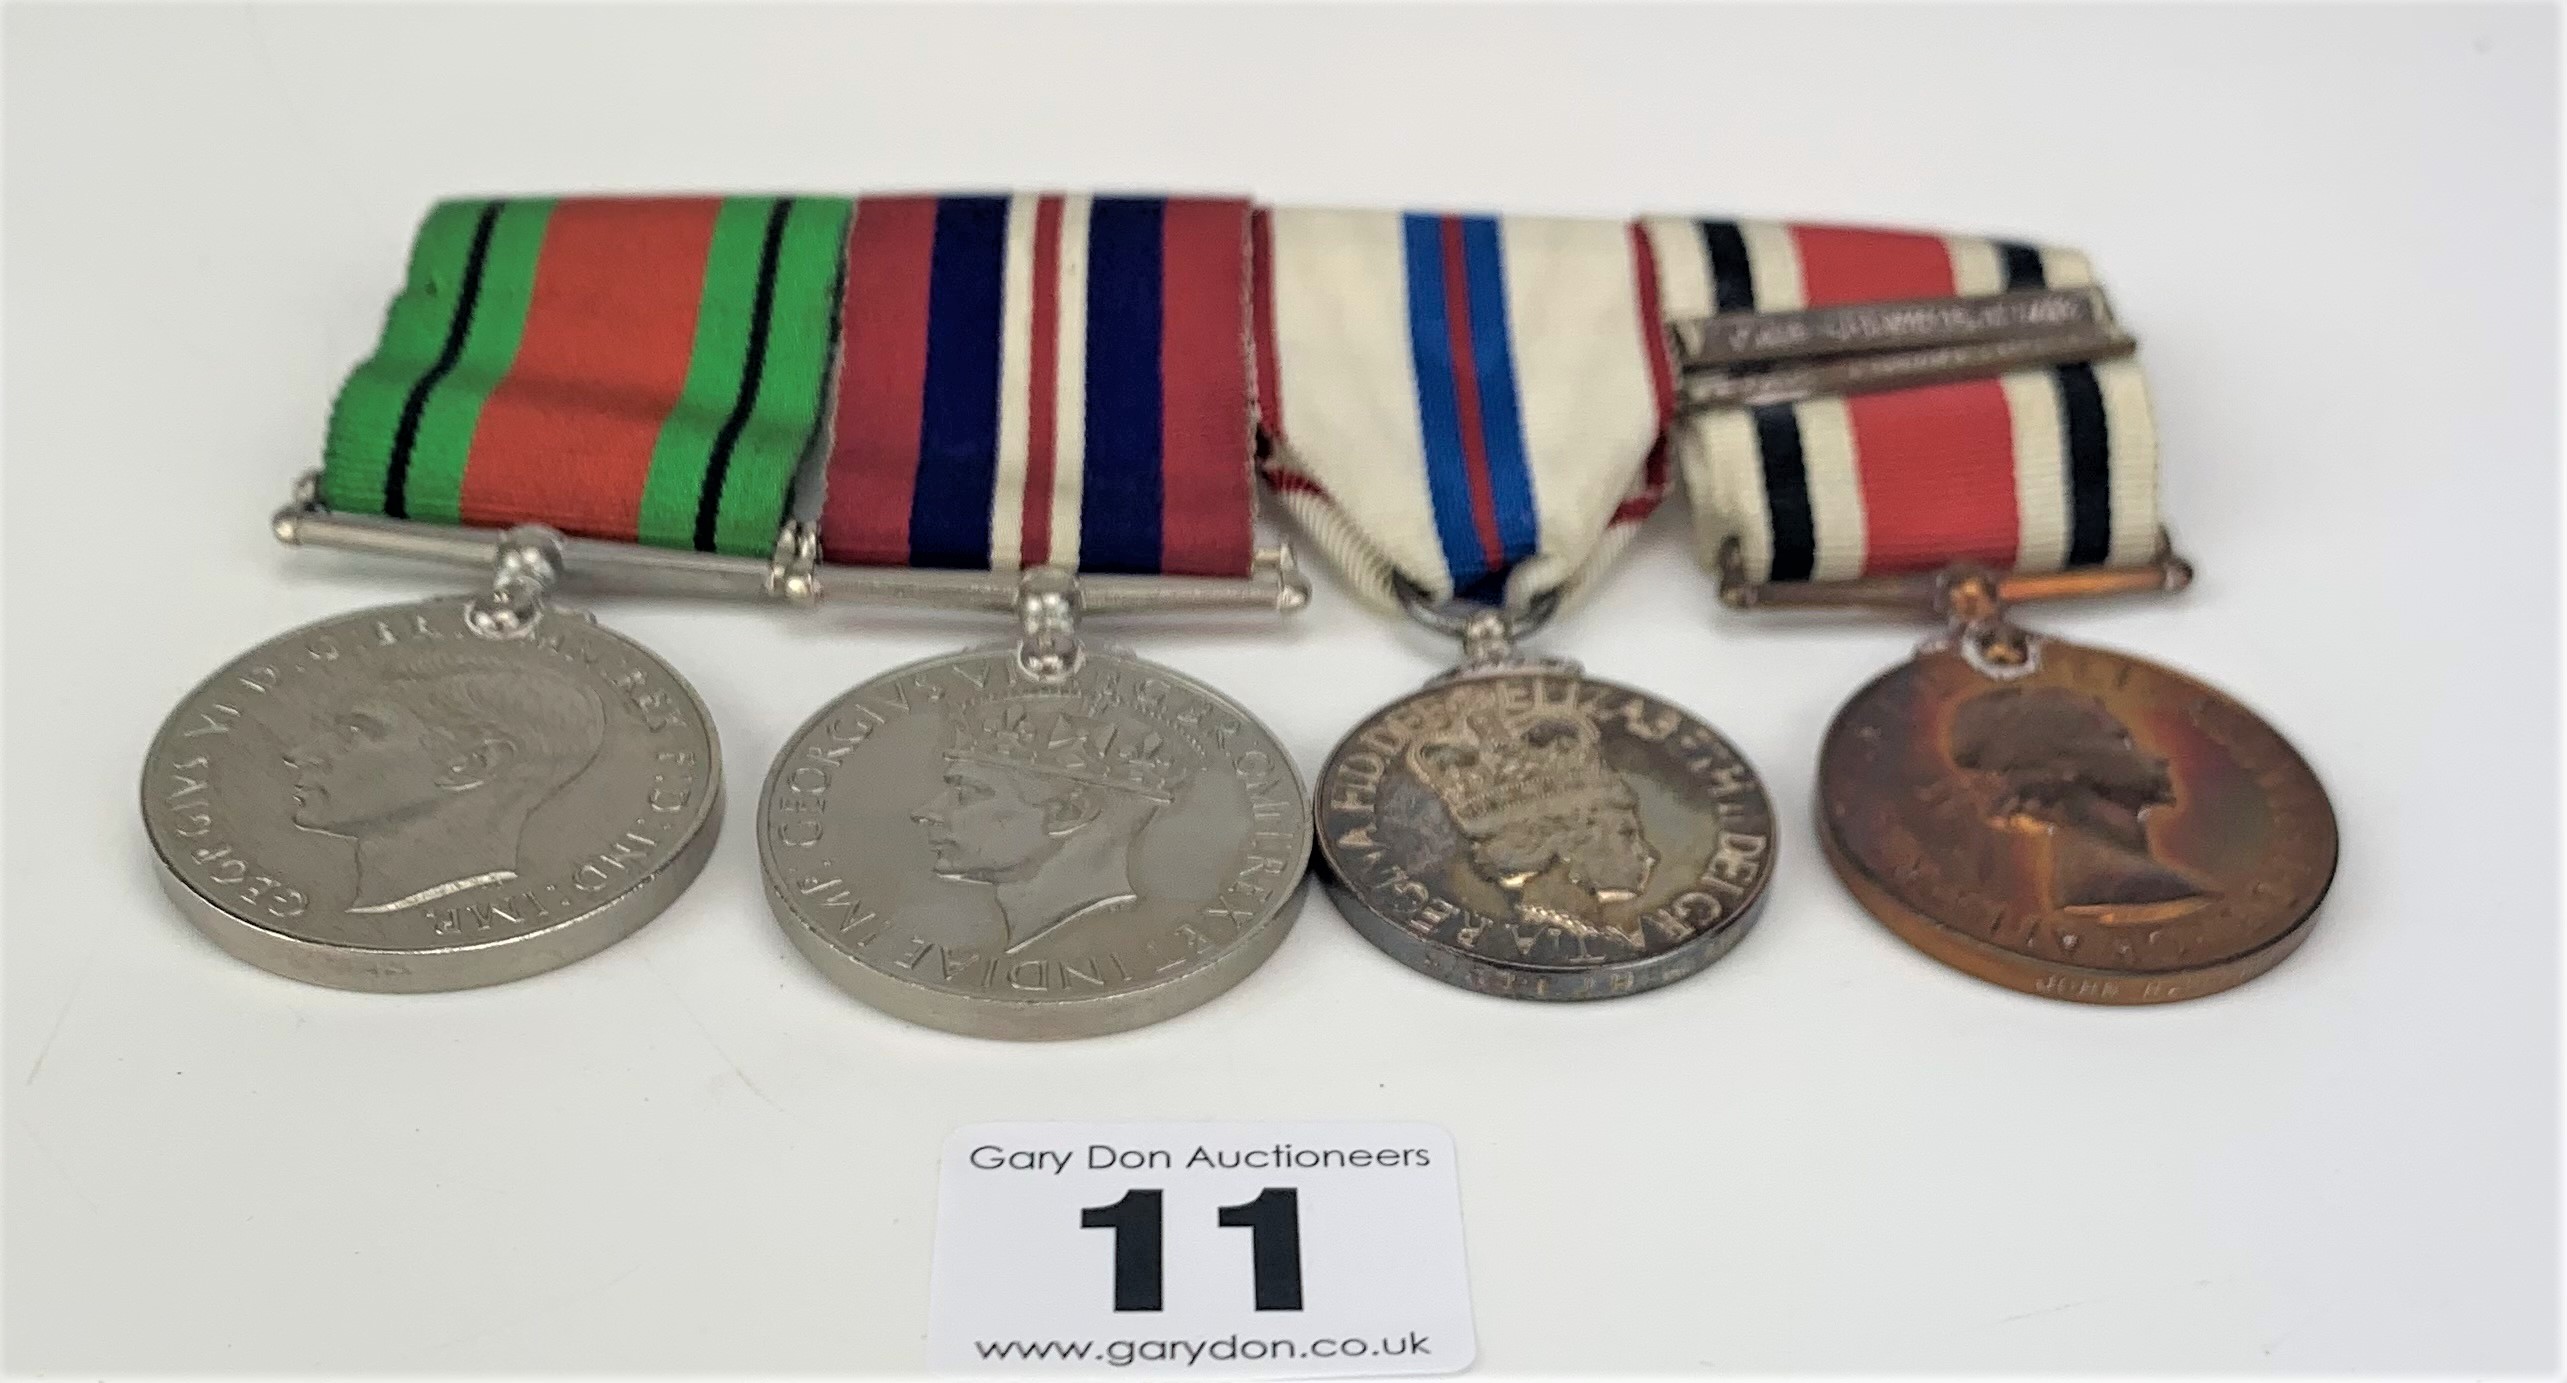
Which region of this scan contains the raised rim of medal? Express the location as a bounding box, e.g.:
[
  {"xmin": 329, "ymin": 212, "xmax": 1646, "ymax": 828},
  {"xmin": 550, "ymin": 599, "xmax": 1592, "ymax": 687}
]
[
  {"xmin": 140, "ymin": 595, "xmax": 725, "ymax": 956},
  {"xmin": 1817, "ymin": 815, "xmax": 2334, "ymax": 1003},
  {"xmin": 756, "ymin": 644, "xmax": 1315, "ymax": 1003}
]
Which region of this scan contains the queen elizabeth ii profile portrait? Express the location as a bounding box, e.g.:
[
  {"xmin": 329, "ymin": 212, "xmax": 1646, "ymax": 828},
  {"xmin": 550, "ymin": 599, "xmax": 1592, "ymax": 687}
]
[
  {"xmin": 1403, "ymin": 682, "xmax": 1658, "ymax": 941},
  {"xmin": 286, "ymin": 654, "xmax": 609, "ymax": 914},
  {"xmin": 1947, "ymin": 685, "xmax": 2212, "ymax": 922},
  {"xmin": 910, "ymin": 697, "xmax": 1202, "ymax": 954}
]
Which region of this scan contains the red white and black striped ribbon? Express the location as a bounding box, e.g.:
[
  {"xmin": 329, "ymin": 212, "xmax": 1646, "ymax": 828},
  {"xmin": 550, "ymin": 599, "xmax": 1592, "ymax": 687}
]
[
  {"xmin": 818, "ymin": 193, "xmax": 1259, "ymax": 578},
  {"xmin": 1641, "ymin": 217, "xmax": 2160, "ymax": 583}
]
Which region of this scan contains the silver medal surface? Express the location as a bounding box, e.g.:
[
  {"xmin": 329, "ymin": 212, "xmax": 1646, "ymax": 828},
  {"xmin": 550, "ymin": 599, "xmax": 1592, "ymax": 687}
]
[
  {"xmin": 759, "ymin": 647, "xmax": 1312, "ymax": 1040},
  {"xmin": 1317, "ymin": 669, "xmax": 1777, "ymax": 1001},
  {"xmin": 141, "ymin": 597, "xmax": 722, "ymax": 992}
]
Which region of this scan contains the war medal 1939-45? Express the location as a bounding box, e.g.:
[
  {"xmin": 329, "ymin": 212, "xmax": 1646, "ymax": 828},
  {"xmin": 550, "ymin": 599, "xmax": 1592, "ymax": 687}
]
[
  {"xmin": 1653, "ymin": 213, "xmax": 2338, "ymax": 1003},
  {"xmin": 141, "ymin": 194, "xmax": 861, "ymax": 989},
  {"xmin": 764, "ymin": 639, "xmax": 1309, "ymax": 1039},
  {"xmin": 1259, "ymin": 207, "xmax": 1777, "ymax": 1000},
  {"xmin": 758, "ymin": 194, "xmax": 1313, "ymax": 1040}
]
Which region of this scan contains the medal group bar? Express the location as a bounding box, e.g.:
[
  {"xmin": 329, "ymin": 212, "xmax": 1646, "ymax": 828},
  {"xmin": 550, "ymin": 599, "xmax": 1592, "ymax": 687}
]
[{"xmin": 144, "ymin": 184, "xmax": 2332, "ymax": 1018}]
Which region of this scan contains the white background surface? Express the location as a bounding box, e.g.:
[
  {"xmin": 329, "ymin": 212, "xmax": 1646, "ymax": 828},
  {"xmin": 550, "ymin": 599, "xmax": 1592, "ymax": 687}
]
[{"xmin": 3, "ymin": 3, "xmax": 2557, "ymax": 1374}]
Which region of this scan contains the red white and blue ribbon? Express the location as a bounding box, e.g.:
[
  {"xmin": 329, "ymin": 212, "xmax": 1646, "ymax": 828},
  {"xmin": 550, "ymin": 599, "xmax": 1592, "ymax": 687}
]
[
  {"xmin": 1253, "ymin": 208, "xmax": 1672, "ymax": 610},
  {"xmin": 1641, "ymin": 217, "xmax": 2160, "ymax": 583},
  {"xmin": 819, "ymin": 193, "xmax": 1258, "ymax": 578}
]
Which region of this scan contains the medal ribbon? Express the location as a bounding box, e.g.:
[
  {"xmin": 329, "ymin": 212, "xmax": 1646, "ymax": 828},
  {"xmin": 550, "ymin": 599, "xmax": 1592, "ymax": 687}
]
[
  {"xmin": 316, "ymin": 198, "xmax": 2151, "ymax": 595},
  {"xmin": 322, "ymin": 196, "xmax": 854, "ymax": 557},
  {"xmin": 817, "ymin": 193, "xmax": 1258, "ymax": 578},
  {"xmin": 1252, "ymin": 208, "xmax": 1674, "ymax": 611},
  {"xmin": 1643, "ymin": 217, "xmax": 2160, "ymax": 583}
]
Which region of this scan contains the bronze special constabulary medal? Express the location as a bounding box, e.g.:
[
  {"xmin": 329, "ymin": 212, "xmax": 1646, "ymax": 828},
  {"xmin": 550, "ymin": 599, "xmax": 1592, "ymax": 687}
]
[
  {"xmin": 1258, "ymin": 208, "xmax": 1777, "ymax": 1002},
  {"xmin": 1650, "ymin": 214, "xmax": 2338, "ymax": 1003}
]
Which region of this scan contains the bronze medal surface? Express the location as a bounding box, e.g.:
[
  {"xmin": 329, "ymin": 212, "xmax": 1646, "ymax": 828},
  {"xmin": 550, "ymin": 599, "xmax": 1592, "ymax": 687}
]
[
  {"xmin": 1819, "ymin": 636, "xmax": 2336, "ymax": 1004},
  {"xmin": 1318, "ymin": 670, "xmax": 1777, "ymax": 1001}
]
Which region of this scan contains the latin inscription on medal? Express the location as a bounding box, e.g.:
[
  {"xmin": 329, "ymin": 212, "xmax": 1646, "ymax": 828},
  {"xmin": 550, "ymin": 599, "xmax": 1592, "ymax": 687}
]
[
  {"xmin": 1317, "ymin": 672, "xmax": 1776, "ymax": 1001},
  {"xmin": 759, "ymin": 648, "xmax": 1312, "ymax": 1038},
  {"xmin": 141, "ymin": 598, "xmax": 722, "ymax": 989}
]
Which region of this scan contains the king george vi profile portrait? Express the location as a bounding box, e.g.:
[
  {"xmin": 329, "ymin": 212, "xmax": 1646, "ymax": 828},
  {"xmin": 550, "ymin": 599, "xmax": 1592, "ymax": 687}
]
[
  {"xmin": 1405, "ymin": 683, "xmax": 1658, "ymax": 940},
  {"xmin": 911, "ymin": 698, "xmax": 1202, "ymax": 954},
  {"xmin": 1948, "ymin": 686, "xmax": 2213, "ymax": 922},
  {"xmin": 286, "ymin": 656, "xmax": 608, "ymax": 915}
]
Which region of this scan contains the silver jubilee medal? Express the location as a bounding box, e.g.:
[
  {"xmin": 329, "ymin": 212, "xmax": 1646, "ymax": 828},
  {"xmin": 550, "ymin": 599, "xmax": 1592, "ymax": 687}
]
[
  {"xmin": 1260, "ymin": 207, "xmax": 1777, "ymax": 1001},
  {"xmin": 758, "ymin": 193, "xmax": 1313, "ymax": 1040},
  {"xmin": 140, "ymin": 194, "xmax": 856, "ymax": 991}
]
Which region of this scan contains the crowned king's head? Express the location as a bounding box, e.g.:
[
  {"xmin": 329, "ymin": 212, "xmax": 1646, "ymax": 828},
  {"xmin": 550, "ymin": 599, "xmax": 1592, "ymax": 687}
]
[
  {"xmin": 1403, "ymin": 682, "xmax": 1630, "ymax": 837},
  {"xmin": 940, "ymin": 697, "xmax": 1201, "ymax": 803}
]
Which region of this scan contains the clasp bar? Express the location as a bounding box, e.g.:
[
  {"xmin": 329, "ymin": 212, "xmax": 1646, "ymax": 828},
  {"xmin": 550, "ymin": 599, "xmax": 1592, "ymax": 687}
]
[
  {"xmin": 274, "ymin": 472, "xmax": 1310, "ymax": 618},
  {"xmin": 1672, "ymin": 287, "xmax": 2136, "ymax": 412},
  {"xmin": 1713, "ymin": 533, "xmax": 2194, "ymax": 613}
]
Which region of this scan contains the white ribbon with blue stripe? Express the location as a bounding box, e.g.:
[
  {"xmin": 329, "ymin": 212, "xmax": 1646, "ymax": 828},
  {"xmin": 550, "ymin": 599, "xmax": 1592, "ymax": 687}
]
[{"xmin": 1257, "ymin": 208, "xmax": 1670, "ymax": 613}]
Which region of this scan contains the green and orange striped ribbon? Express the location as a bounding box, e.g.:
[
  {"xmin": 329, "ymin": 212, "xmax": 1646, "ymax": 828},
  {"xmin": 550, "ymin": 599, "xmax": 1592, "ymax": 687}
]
[{"xmin": 322, "ymin": 195, "xmax": 851, "ymax": 557}]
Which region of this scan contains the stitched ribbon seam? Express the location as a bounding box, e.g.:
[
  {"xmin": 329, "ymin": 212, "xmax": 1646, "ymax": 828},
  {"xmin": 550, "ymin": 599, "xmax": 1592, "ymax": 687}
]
[{"xmin": 322, "ymin": 195, "xmax": 852, "ymax": 557}]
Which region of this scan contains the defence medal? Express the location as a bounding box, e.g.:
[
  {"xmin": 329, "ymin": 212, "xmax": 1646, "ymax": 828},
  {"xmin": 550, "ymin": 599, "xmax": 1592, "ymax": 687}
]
[
  {"xmin": 144, "ymin": 195, "xmax": 851, "ymax": 990},
  {"xmin": 1653, "ymin": 215, "xmax": 2339, "ymax": 1004},
  {"xmin": 757, "ymin": 194, "xmax": 1314, "ymax": 1041},
  {"xmin": 1259, "ymin": 208, "xmax": 1777, "ymax": 1001}
]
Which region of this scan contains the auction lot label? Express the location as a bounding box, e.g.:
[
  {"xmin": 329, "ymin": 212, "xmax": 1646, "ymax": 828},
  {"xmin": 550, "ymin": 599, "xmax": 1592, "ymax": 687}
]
[{"xmin": 930, "ymin": 1123, "xmax": 1474, "ymax": 1376}]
